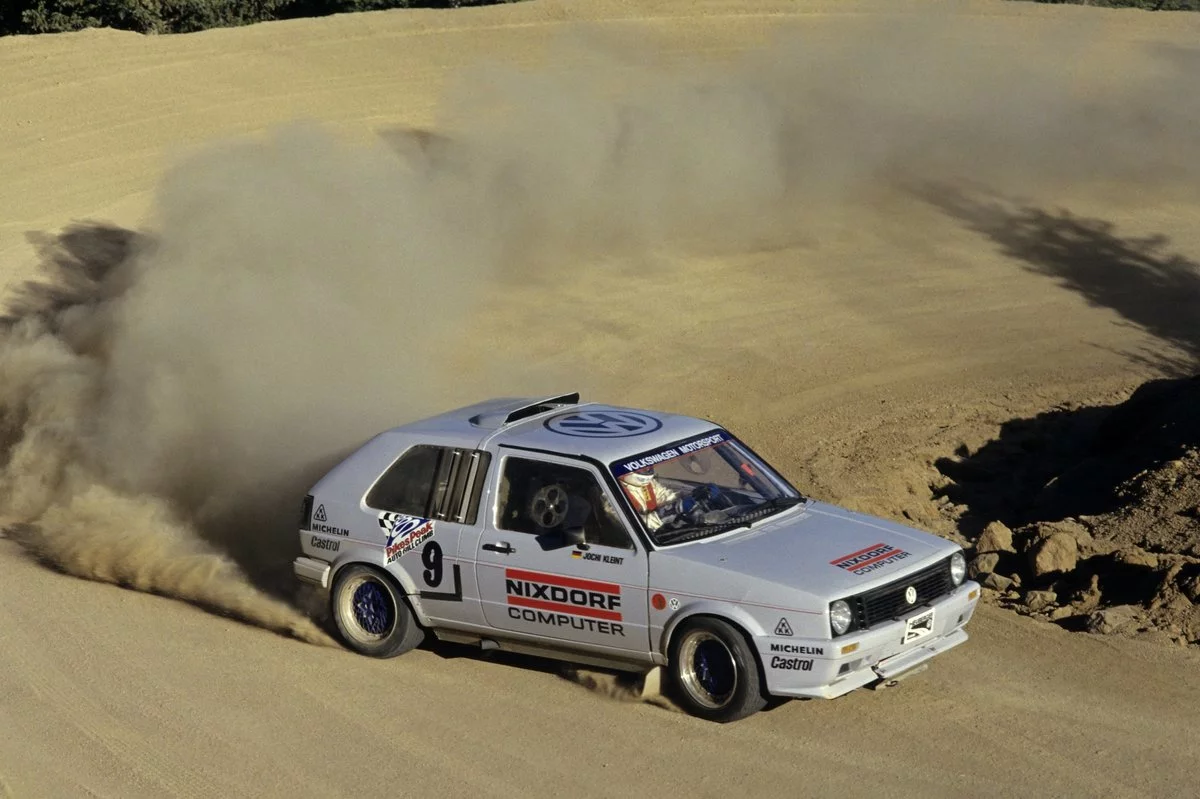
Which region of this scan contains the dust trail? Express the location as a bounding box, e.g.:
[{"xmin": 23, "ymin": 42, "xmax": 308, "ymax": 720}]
[
  {"xmin": 1, "ymin": 11, "xmax": 1197, "ymax": 641},
  {"xmin": 562, "ymin": 666, "xmax": 679, "ymax": 712}
]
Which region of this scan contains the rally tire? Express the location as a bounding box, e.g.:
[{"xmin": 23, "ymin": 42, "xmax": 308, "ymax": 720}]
[
  {"xmin": 331, "ymin": 565, "xmax": 424, "ymax": 658},
  {"xmin": 667, "ymin": 616, "xmax": 768, "ymax": 723}
]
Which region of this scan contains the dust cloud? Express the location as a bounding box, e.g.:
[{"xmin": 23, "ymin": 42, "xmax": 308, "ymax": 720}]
[
  {"xmin": 0, "ymin": 13, "xmax": 1196, "ymax": 642},
  {"xmin": 562, "ymin": 666, "xmax": 678, "ymax": 712}
]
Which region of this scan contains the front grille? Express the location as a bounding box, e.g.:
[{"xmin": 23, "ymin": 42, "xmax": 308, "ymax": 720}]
[{"xmin": 851, "ymin": 558, "xmax": 953, "ymax": 630}]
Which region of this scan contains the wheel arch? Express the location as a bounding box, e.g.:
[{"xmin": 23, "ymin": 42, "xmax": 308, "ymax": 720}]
[
  {"xmin": 662, "ymin": 608, "xmax": 775, "ymax": 714},
  {"xmin": 329, "ymin": 555, "xmax": 431, "ymax": 628},
  {"xmin": 659, "ymin": 601, "xmax": 767, "ymax": 659}
]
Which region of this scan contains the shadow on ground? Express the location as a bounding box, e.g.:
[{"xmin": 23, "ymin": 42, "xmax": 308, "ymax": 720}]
[
  {"xmin": 915, "ymin": 181, "xmax": 1200, "ymax": 375},
  {"xmin": 915, "ymin": 180, "xmax": 1200, "ymax": 532},
  {"xmin": 935, "ymin": 368, "xmax": 1200, "ymax": 537}
]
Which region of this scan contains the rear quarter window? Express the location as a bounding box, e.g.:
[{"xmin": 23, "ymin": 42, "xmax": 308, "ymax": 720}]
[
  {"xmin": 366, "ymin": 444, "xmax": 492, "ymax": 524},
  {"xmin": 366, "ymin": 445, "xmax": 442, "ymax": 517}
]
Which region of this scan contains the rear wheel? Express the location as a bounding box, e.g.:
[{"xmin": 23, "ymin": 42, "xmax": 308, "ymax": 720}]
[
  {"xmin": 668, "ymin": 617, "xmax": 768, "ymax": 723},
  {"xmin": 331, "ymin": 565, "xmax": 424, "ymax": 658}
]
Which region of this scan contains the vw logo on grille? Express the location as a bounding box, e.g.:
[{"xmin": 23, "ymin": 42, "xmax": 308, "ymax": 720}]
[
  {"xmin": 904, "ymin": 585, "xmax": 918, "ymax": 605},
  {"xmin": 544, "ymin": 410, "xmax": 663, "ymax": 438}
]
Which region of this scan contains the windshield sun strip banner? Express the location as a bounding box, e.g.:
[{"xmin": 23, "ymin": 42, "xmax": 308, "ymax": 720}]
[{"xmin": 610, "ymin": 429, "xmax": 731, "ymax": 477}]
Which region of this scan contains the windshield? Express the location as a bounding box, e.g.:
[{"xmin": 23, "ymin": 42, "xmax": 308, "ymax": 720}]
[{"xmin": 609, "ymin": 429, "xmax": 804, "ymax": 547}]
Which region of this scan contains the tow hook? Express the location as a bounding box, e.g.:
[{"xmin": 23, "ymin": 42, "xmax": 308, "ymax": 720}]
[{"xmin": 869, "ymin": 662, "xmax": 929, "ymax": 690}]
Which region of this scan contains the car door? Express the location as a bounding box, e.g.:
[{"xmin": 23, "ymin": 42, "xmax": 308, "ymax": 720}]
[{"xmin": 473, "ymin": 450, "xmax": 650, "ymax": 657}]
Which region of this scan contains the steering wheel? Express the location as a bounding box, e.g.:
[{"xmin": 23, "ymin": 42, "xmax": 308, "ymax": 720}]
[{"xmin": 689, "ymin": 483, "xmax": 732, "ymax": 513}]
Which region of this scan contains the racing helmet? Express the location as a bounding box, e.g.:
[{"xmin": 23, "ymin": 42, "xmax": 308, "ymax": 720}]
[
  {"xmin": 619, "ymin": 468, "xmax": 659, "ymax": 512},
  {"xmin": 619, "ymin": 468, "xmax": 655, "ymax": 488}
]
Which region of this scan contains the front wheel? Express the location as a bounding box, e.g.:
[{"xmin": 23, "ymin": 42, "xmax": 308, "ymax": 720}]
[
  {"xmin": 667, "ymin": 617, "xmax": 768, "ymax": 723},
  {"xmin": 331, "ymin": 565, "xmax": 424, "ymax": 658}
]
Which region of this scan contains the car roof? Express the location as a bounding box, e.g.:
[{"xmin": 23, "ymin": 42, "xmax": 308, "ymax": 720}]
[{"xmin": 391, "ymin": 393, "xmax": 724, "ymax": 467}]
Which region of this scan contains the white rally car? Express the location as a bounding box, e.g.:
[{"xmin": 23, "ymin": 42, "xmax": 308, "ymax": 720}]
[{"xmin": 293, "ymin": 394, "xmax": 980, "ymax": 722}]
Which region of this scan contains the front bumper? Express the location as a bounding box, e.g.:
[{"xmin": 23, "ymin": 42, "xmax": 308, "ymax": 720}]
[{"xmin": 758, "ymin": 580, "xmax": 980, "ymax": 699}]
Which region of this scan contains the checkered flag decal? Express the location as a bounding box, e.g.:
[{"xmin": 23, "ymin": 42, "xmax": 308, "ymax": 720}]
[{"xmin": 378, "ymin": 512, "xmax": 404, "ymax": 533}]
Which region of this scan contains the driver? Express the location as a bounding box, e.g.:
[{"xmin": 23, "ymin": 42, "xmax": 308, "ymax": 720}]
[{"xmin": 618, "ymin": 467, "xmax": 721, "ymax": 531}]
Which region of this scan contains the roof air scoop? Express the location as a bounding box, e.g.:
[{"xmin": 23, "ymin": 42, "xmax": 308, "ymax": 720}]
[{"xmin": 502, "ymin": 392, "xmax": 581, "ymax": 424}]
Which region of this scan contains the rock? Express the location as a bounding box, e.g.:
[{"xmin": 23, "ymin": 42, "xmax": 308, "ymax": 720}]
[
  {"xmin": 969, "ymin": 552, "xmax": 1000, "ymax": 578},
  {"xmin": 1183, "ymin": 607, "xmax": 1200, "ymax": 642},
  {"xmin": 1009, "ymin": 573, "xmax": 1022, "ymax": 588},
  {"xmin": 1024, "ymin": 590, "xmax": 1058, "ymax": 612},
  {"xmin": 1049, "ymin": 606, "xmax": 1075, "ymax": 621},
  {"xmin": 976, "ymin": 521, "xmax": 1015, "ymax": 554},
  {"xmin": 1115, "ymin": 548, "xmax": 1159, "ymax": 569},
  {"xmin": 983, "ymin": 573, "xmax": 1014, "ymax": 592},
  {"xmin": 1182, "ymin": 575, "xmax": 1200, "ymax": 604},
  {"xmin": 1087, "ymin": 605, "xmax": 1141, "ymax": 635},
  {"xmin": 1072, "ymin": 574, "xmax": 1102, "ymax": 614},
  {"xmin": 1030, "ymin": 533, "xmax": 1078, "ymax": 577},
  {"xmin": 1026, "ymin": 519, "xmax": 1098, "ymax": 556}
]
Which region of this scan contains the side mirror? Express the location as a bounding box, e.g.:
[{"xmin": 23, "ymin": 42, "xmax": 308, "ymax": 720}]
[{"xmin": 563, "ymin": 526, "xmax": 586, "ymax": 548}]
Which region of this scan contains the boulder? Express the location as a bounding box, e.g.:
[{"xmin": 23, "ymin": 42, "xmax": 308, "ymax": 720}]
[
  {"xmin": 1087, "ymin": 605, "xmax": 1141, "ymax": 635},
  {"xmin": 1030, "ymin": 532, "xmax": 1078, "ymax": 577},
  {"xmin": 1115, "ymin": 548, "xmax": 1160, "ymax": 570},
  {"xmin": 983, "ymin": 573, "xmax": 1014, "ymax": 592},
  {"xmin": 1181, "ymin": 575, "xmax": 1200, "ymax": 604},
  {"xmin": 1024, "ymin": 590, "xmax": 1058, "ymax": 612},
  {"xmin": 969, "ymin": 552, "xmax": 1001, "ymax": 579},
  {"xmin": 976, "ymin": 521, "xmax": 1016, "ymax": 554}
]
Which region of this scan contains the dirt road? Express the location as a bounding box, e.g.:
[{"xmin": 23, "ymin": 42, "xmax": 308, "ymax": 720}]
[{"xmin": 1, "ymin": 1, "xmax": 1198, "ymax": 796}]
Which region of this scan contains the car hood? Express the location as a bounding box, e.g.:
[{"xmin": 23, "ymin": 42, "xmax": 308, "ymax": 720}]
[{"xmin": 649, "ymin": 500, "xmax": 958, "ymax": 604}]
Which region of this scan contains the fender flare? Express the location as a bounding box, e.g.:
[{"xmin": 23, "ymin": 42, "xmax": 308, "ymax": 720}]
[
  {"xmin": 658, "ymin": 600, "xmax": 767, "ymax": 661},
  {"xmin": 328, "ymin": 549, "xmax": 433, "ymax": 627}
]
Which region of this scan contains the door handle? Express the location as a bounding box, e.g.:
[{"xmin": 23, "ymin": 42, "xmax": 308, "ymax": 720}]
[{"xmin": 482, "ymin": 541, "xmax": 515, "ymax": 555}]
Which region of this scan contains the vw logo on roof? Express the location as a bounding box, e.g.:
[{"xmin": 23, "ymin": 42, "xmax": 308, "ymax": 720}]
[
  {"xmin": 544, "ymin": 410, "xmax": 663, "ymax": 438},
  {"xmin": 904, "ymin": 586, "xmax": 917, "ymax": 605}
]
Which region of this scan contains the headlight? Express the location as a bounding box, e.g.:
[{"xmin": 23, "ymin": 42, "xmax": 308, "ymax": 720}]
[
  {"xmin": 950, "ymin": 551, "xmax": 966, "ymax": 586},
  {"xmin": 829, "ymin": 599, "xmax": 852, "ymax": 636}
]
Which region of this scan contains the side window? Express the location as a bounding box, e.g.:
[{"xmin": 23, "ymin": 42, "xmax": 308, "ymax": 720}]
[
  {"xmin": 496, "ymin": 457, "xmax": 634, "ymax": 550},
  {"xmin": 366, "ymin": 445, "xmax": 441, "ymax": 516},
  {"xmin": 367, "ymin": 445, "xmax": 492, "ymax": 524}
]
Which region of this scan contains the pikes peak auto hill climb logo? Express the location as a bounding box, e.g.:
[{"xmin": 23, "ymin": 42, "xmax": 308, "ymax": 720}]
[
  {"xmin": 544, "ymin": 410, "xmax": 663, "ymax": 438},
  {"xmin": 378, "ymin": 512, "xmax": 434, "ymax": 564}
]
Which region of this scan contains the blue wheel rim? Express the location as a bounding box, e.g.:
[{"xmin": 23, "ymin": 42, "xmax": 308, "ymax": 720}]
[
  {"xmin": 352, "ymin": 580, "xmax": 393, "ymax": 636},
  {"xmin": 694, "ymin": 639, "xmax": 735, "ymax": 699}
]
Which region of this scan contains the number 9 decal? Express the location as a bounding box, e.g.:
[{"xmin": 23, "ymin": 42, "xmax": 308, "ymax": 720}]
[
  {"xmin": 417, "ymin": 540, "xmax": 462, "ymax": 602},
  {"xmin": 422, "ymin": 541, "xmax": 443, "ymax": 588}
]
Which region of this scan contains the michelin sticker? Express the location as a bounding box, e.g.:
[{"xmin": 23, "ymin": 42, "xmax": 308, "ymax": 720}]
[
  {"xmin": 310, "ymin": 503, "xmax": 350, "ymax": 537},
  {"xmin": 378, "ymin": 512, "xmax": 435, "ymax": 564},
  {"xmin": 544, "ymin": 410, "xmax": 662, "ymax": 438}
]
